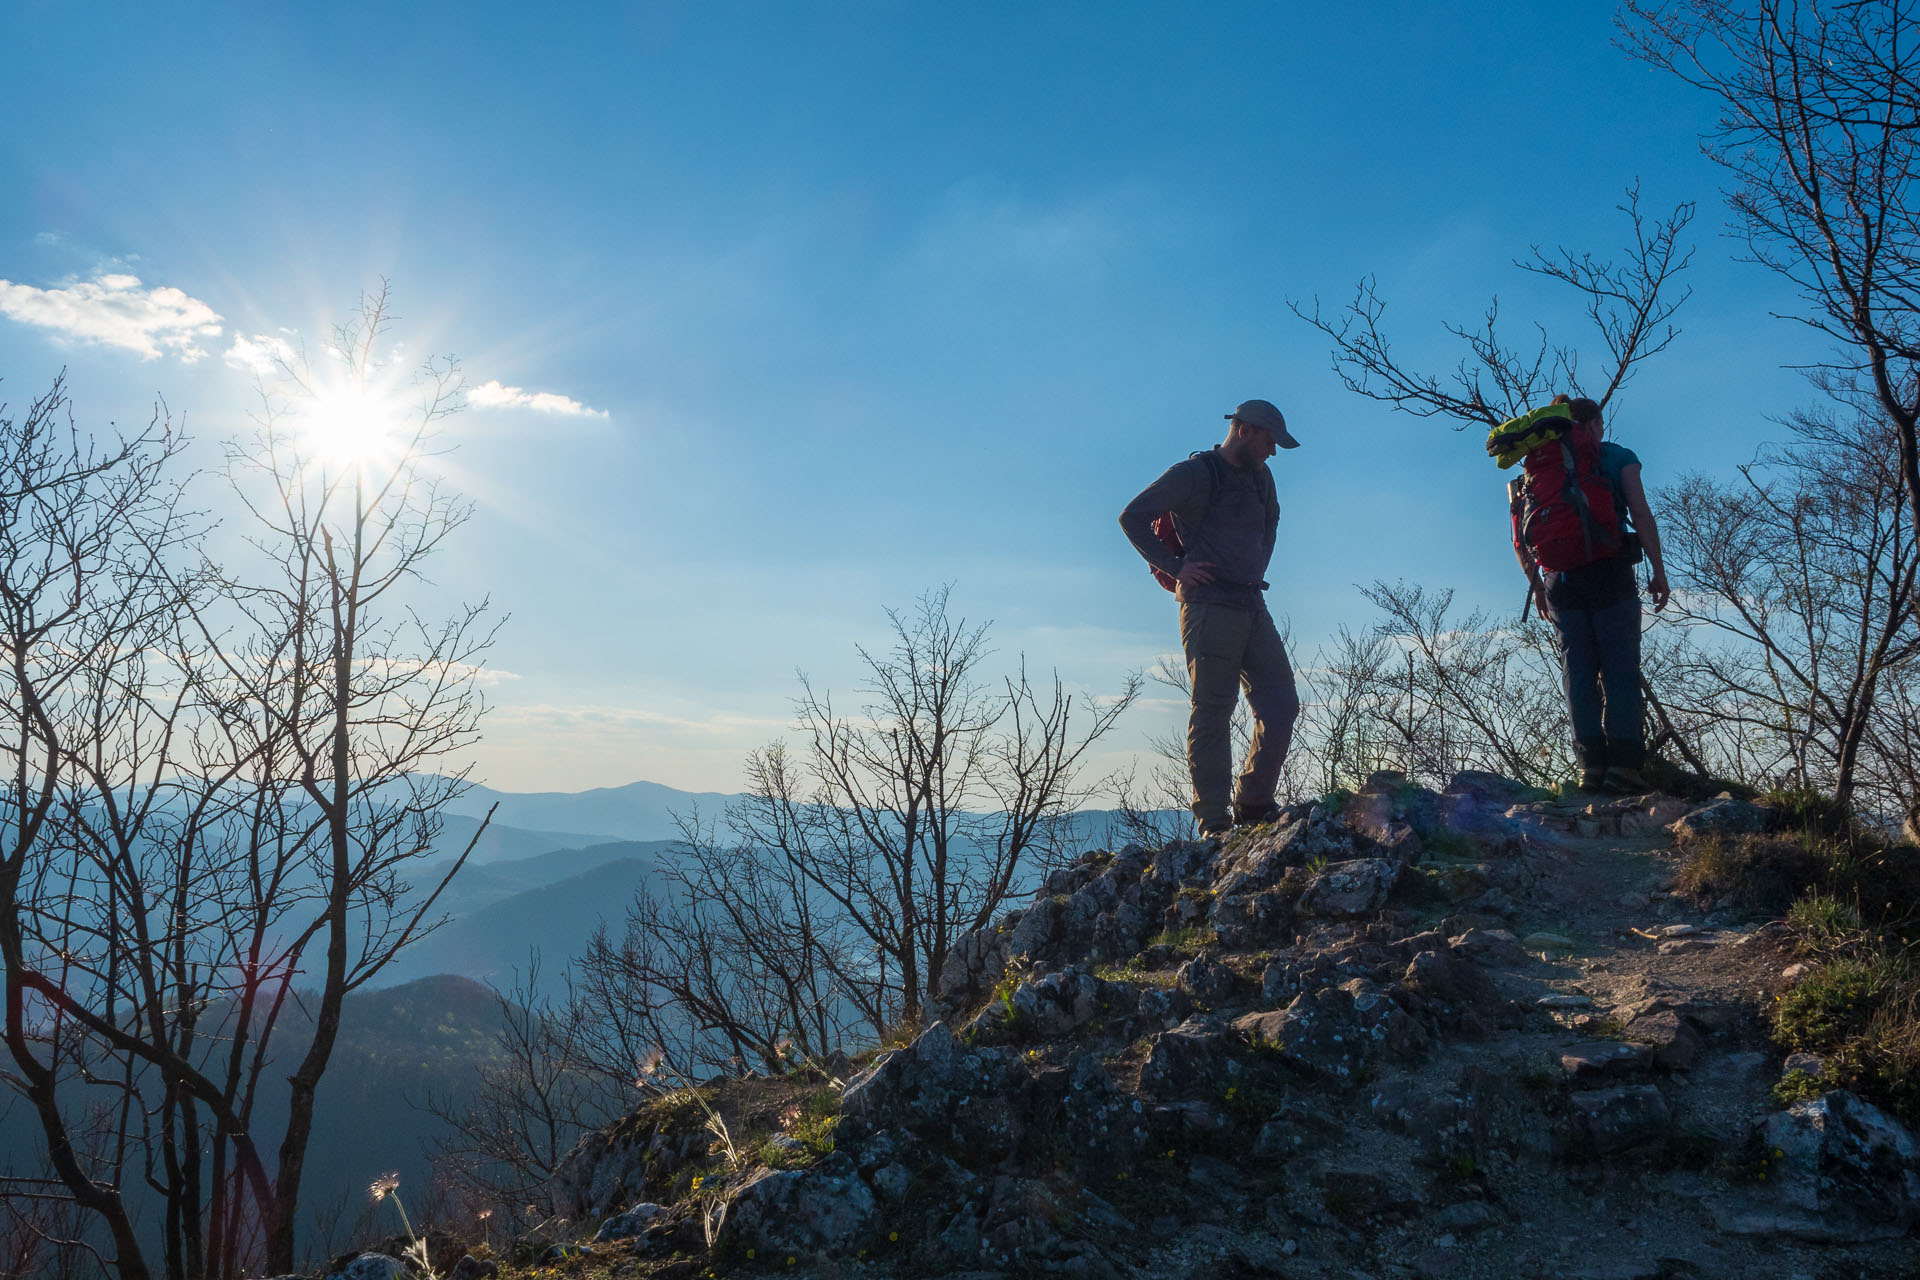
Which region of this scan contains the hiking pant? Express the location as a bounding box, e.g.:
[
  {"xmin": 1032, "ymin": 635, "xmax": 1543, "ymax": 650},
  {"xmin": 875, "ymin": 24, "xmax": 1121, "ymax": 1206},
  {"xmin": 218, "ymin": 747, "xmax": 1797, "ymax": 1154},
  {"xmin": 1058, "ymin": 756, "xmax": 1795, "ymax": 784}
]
[
  {"xmin": 1544, "ymin": 562, "xmax": 1644, "ymax": 770},
  {"xmin": 1180, "ymin": 601, "xmax": 1299, "ymax": 833}
]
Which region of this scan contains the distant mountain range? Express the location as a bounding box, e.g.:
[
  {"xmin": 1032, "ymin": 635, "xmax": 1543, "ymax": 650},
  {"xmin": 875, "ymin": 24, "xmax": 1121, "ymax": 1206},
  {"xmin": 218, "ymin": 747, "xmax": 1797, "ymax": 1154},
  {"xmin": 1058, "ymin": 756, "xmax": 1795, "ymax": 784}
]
[
  {"xmin": 399, "ymin": 778, "xmax": 1162, "ymax": 993},
  {"xmin": 440, "ymin": 778, "xmax": 740, "ymax": 844},
  {"xmin": 380, "ymin": 847, "xmax": 671, "ymax": 988}
]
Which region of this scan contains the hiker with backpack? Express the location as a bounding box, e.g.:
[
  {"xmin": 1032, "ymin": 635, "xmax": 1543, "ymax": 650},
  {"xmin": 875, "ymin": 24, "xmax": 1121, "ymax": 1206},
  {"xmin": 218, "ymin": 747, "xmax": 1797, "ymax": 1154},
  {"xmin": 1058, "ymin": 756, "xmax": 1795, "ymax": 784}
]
[
  {"xmin": 1494, "ymin": 394, "xmax": 1670, "ymax": 793},
  {"xmin": 1120, "ymin": 399, "xmax": 1301, "ymax": 837}
]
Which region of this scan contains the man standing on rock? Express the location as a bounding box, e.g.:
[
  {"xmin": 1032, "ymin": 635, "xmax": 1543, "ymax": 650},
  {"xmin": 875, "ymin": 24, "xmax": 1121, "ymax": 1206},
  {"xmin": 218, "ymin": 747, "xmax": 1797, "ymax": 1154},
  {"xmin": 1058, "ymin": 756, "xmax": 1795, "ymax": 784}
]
[{"xmin": 1120, "ymin": 399, "xmax": 1302, "ymax": 838}]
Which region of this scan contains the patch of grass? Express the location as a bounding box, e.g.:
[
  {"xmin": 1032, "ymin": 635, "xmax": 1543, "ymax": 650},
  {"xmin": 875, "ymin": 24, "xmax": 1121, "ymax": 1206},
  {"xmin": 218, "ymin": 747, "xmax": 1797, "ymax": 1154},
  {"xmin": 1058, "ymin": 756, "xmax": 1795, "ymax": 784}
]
[
  {"xmin": 1673, "ymin": 833, "xmax": 1829, "ymax": 916},
  {"xmin": 1771, "ymin": 1066, "xmax": 1837, "ymax": 1106},
  {"xmin": 1145, "ymin": 925, "xmax": 1213, "ymax": 957},
  {"xmin": 1093, "ymin": 959, "xmax": 1176, "ymax": 986},
  {"xmin": 1768, "ymin": 940, "xmax": 1920, "ymax": 1123},
  {"xmin": 1762, "ymin": 786, "xmax": 1858, "ymax": 845},
  {"xmin": 1774, "ymin": 956, "xmax": 1893, "ymax": 1049},
  {"xmin": 1787, "ymin": 893, "xmax": 1864, "ymax": 952},
  {"xmin": 877, "ymin": 1016, "xmax": 922, "ymax": 1051}
]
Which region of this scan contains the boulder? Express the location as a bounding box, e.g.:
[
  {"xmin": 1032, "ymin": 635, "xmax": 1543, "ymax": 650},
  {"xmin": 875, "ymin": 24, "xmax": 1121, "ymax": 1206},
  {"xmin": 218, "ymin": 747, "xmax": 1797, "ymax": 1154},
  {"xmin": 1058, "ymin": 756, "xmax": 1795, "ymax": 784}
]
[
  {"xmin": 1441, "ymin": 771, "xmax": 1543, "ymax": 832},
  {"xmin": 1208, "ymin": 887, "xmax": 1294, "ymax": 949},
  {"xmin": 1138, "ymin": 1016, "xmax": 1235, "ymax": 1101},
  {"xmin": 1448, "ymin": 927, "xmax": 1525, "ymax": 967},
  {"xmin": 1569, "ymin": 1084, "xmax": 1671, "ymax": 1154},
  {"xmin": 1211, "ymin": 819, "xmax": 1313, "ymax": 897},
  {"xmin": 1557, "ymin": 1041, "xmax": 1653, "ymax": 1083},
  {"xmin": 326, "ymin": 1256, "xmax": 405, "ymax": 1280},
  {"xmin": 841, "ymin": 1022, "xmax": 982, "ymax": 1139},
  {"xmin": 1235, "ymin": 978, "xmax": 1423, "ymax": 1084},
  {"xmin": 1400, "ymin": 948, "xmax": 1495, "ymax": 1027},
  {"xmin": 593, "ymin": 1202, "xmax": 667, "ymax": 1241},
  {"xmin": 721, "ymin": 1154, "xmax": 877, "ymax": 1256},
  {"xmin": 1624, "ymin": 1007, "xmax": 1705, "ymax": 1071},
  {"xmin": 1722, "ymin": 1090, "xmax": 1920, "ymax": 1241},
  {"xmin": 1297, "ymin": 858, "xmax": 1399, "ymax": 918},
  {"xmin": 1174, "ymin": 951, "xmax": 1239, "ymax": 1008},
  {"xmin": 1669, "ymin": 797, "xmax": 1772, "ymax": 841},
  {"xmin": 965, "ymin": 965, "xmax": 1127, "ymax": 1043}
]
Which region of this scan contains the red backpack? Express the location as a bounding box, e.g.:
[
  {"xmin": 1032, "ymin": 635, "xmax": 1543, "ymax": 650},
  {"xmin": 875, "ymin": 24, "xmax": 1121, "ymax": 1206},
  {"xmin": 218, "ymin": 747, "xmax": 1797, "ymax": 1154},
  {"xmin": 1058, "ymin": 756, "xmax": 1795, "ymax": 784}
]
[{"xmin": 1509, "ymin": 425, "xmax": 1621, "ymax": 572}]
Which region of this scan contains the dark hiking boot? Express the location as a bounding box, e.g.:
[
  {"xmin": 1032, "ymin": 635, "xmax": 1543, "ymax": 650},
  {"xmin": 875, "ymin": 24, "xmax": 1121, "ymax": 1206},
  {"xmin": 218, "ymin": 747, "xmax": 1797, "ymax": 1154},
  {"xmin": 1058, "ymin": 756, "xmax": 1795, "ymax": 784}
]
[
  {"xmin": 1602, "ymin": 739, "xmax": 1647, "ymax": 794},
  {"xmin": 1233, "ymin": 801, "xmax": 1283, "ymax": 829},
  {"xmin": 1575, "ymin": 738, "xmax": 1609, "ymax": 791},
  {"xmin": 1602, "ymin": 765, "xmax": 1649, "ymax": 795}
]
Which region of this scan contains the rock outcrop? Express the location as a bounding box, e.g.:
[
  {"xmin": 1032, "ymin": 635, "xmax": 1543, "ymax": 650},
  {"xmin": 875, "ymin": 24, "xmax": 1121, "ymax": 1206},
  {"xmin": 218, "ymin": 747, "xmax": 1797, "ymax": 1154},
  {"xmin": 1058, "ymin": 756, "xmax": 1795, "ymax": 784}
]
[{"xmin": 534, "ymin": 772, "xmax": 1919, "ymax": 1278}]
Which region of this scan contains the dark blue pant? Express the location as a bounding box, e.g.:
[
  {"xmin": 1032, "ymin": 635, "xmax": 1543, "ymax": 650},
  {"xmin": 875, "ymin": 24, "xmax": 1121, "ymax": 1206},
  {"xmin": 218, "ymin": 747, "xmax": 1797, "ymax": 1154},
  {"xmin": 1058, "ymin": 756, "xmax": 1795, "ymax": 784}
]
[{"xmin": 1545, "ymin": 560, "xmax": 1643, "ymax": 760}]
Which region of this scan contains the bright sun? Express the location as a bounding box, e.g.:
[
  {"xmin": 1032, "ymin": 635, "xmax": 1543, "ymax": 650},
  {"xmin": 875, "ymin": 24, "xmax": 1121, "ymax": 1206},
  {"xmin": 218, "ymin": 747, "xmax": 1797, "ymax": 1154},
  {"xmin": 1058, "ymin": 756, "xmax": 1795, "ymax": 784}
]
[{"xmin": 298, "ymin": 381, "xmax": 408, "ymax": 470}]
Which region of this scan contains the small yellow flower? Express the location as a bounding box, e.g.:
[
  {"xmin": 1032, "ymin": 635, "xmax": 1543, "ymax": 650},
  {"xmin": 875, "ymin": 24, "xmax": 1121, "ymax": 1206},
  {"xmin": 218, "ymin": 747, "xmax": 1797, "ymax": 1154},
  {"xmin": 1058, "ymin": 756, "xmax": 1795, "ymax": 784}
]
[
  {"xmin": 747, "ymin": 1248, "xmax": 756, "ymax": 1259},
  {"xmin": 787, "ymin": 1257, "xmax": 795, "ymax": 1266},
  {"xmin": 889, "ymin": 1231, "xmax": 899, "ymax": 1242}
]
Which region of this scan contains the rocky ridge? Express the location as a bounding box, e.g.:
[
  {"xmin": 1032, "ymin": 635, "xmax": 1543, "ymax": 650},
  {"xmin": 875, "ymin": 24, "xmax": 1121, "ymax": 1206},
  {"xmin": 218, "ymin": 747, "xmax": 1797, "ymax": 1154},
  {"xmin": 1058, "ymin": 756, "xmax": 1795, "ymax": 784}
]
[{"xmin": 529, "ymin": 771, "xmax": 1920, "ymax": 1278}]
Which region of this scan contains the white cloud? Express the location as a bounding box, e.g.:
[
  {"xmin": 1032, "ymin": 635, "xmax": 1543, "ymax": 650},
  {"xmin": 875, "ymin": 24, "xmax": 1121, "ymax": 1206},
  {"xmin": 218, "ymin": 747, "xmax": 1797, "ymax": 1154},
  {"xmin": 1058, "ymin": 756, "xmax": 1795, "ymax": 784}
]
[
  {"xmin": 0, "ymin": 273, "xmax": 222, "ymax": 361},
  {"xmin": 468, "ymin": 379, "xmax": 607, "ymax": 419},
  {"xmin": 224, "ymin": 331, "xmax": 298, "ymax": 375}
]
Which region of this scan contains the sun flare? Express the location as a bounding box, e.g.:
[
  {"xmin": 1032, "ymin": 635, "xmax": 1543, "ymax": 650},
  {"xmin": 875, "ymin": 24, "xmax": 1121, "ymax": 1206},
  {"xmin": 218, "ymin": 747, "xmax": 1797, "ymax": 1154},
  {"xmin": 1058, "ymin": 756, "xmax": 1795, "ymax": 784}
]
[{"xmin": 297, "ymin": 379, "xmax": 409, "ymax": 470}]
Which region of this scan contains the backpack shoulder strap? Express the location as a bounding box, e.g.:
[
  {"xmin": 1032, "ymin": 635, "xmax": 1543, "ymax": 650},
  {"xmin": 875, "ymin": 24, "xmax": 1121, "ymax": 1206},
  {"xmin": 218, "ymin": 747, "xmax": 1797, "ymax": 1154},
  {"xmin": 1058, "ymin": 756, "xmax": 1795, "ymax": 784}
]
[{"xmin": 1189, "ymin": 449, "xmax": 1225, "ymax": 504}]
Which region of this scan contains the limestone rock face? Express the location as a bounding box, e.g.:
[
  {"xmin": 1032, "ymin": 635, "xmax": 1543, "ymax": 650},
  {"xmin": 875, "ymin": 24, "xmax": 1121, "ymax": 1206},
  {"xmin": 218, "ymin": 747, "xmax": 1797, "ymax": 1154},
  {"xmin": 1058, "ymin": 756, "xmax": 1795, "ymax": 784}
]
[
  {"xmin": 1717, "ymin": 1090, "xmax": 1920, "ymax": 1241},
  {"xmin": 325, "ymin": 1256, "xmax": 405, "ymax": 1280},
  {"xmin": 536, "ymin": 768, "xmax": 1920, "ymax": 1279},
  {"xmin": 1234, "ymin": 978, "xmax": 1423, "ymax": 1084},
  {"xmin": 1138, "ymin": 1015, "xmax": 1236, "ymax": 1101},
  {"xmin": 720, "ymin": 1155, "xmax": 877, "ymax": 1256},
  {"xmin": 1669, "ymin": 796, "xmax": 1774, "ymax": 841},
  {"xmin": 933, "ymin": 840, "xmax": 1216, "ymax": 1022},
  {"xmin": 593, "ymin": 1202, "xmax": 667, "ymax": 1242},
  {"xmin": 1297, "ymin": 858, "xmax": 1400, "ymax": 919}
]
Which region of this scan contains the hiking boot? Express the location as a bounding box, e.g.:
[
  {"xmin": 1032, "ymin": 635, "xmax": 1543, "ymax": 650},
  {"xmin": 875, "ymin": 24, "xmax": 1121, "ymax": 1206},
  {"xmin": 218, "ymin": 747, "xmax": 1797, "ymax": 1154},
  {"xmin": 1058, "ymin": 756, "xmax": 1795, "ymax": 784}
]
[
  {"xmin": 1599, "ymin": 738, "xmax": 1647, "ymax": 795},
  {"xmin": 1197, "ymin": 818, "xmax": 1232, "ymax": 841},
  {"xmin": 1233, "ymin": 801, "xmax": 1283, "ymax": 829},
  {"xmin": 1574, "ymin": 737, "xmax": 1609, "ymax": 792},
  {"xmin": 1602, "ymin": 765, "xmax": 1648, "ymax": 795}
]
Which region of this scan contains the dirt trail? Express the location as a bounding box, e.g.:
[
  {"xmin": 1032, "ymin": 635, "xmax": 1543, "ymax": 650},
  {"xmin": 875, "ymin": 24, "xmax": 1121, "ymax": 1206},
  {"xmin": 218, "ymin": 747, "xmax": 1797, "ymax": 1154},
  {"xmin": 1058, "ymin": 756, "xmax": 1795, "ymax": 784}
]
[{"xmin": 1258, "ymin": 801, "xmax": 1897, "ymax": 1280}]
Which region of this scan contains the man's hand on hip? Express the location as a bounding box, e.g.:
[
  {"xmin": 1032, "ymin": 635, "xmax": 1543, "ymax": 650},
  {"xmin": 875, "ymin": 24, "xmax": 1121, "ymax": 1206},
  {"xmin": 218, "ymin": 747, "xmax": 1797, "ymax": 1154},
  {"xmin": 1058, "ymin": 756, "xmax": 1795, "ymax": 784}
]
[{"xmin": 1177, "ymin": 559, "xmax": 1216, "ymax": 589}]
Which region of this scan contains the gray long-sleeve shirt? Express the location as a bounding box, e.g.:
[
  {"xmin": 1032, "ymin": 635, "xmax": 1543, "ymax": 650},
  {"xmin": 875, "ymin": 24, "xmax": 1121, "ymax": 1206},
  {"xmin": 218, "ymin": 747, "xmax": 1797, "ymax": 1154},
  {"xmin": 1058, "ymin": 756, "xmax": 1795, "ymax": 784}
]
[{"xmin": 1119, "ymin": 447, "xmax": 1278, "ymax": 608}]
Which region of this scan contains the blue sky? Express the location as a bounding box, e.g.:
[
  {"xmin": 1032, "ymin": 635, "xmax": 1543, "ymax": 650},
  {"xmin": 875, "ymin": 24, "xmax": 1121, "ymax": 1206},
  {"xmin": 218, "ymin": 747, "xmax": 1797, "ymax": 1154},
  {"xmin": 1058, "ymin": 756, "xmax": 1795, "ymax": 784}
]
[{"xmin": 0, "ymin": 2, "xmax": 1816, "ymax": 793}]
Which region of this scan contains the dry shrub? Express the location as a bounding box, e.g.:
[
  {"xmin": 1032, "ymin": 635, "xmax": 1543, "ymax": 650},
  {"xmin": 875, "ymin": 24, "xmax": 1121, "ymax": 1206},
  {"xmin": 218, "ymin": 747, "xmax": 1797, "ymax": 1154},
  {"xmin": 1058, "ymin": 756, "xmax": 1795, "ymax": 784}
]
[{"xmin": 1673, "ymin": 834, "xmax": 1829, "ymax": 916}]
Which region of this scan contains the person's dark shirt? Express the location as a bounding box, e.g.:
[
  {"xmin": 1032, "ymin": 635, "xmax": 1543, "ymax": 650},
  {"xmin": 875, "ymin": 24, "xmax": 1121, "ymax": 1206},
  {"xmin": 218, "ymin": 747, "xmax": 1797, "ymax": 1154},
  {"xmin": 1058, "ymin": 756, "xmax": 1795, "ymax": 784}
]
[{"xmin": 1120, "ymin": 447, "xmax": 1278, "ymax": 608}]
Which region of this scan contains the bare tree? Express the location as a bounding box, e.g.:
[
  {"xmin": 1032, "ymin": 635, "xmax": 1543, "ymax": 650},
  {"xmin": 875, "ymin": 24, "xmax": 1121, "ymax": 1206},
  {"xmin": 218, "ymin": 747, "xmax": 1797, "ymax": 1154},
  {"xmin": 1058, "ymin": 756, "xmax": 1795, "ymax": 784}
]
[
  {"xmin": 573, "ymin": 807, "xmax": 879, "ymax": 1079},
  {"xmin": 1657, "ymin": 381, "xmax": 1920, "ymax": 807},
  {"xmin": 1291, "ymin": 187, "xmax": 1694, "ymax": 430},
  {"xmin": 1622, "ymin": 0, "xmax": 1920, "ymax": 543},
  {"xmin": 1353, "ymin": 582, "xmax": 1574, "ymax": 789},
  {"xmin": 207, "ymin": 285, "xmax": 498, "ymax": 1274},
  {"xmin": 0, "ymin": 285, "xmax": 500, "ymax": 1280},
  {"xmin": 575, "ymin": 588, "xmax": 1138, "ymax": 1076},
  {"xmin": 0, "ymin": 373, "xmax": 200, "ymax": 1280},
  {"xmin": 425, "ymin": 959, "xmax": 626, "ymax": 1220}
]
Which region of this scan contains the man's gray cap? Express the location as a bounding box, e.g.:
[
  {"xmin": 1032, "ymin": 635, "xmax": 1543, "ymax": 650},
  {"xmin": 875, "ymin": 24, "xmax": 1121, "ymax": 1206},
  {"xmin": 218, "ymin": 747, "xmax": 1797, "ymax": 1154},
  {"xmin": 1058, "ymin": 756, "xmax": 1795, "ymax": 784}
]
[{"xmin": 1226, "ymin": 398, "xmax": 1300, "ymax": 449}]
